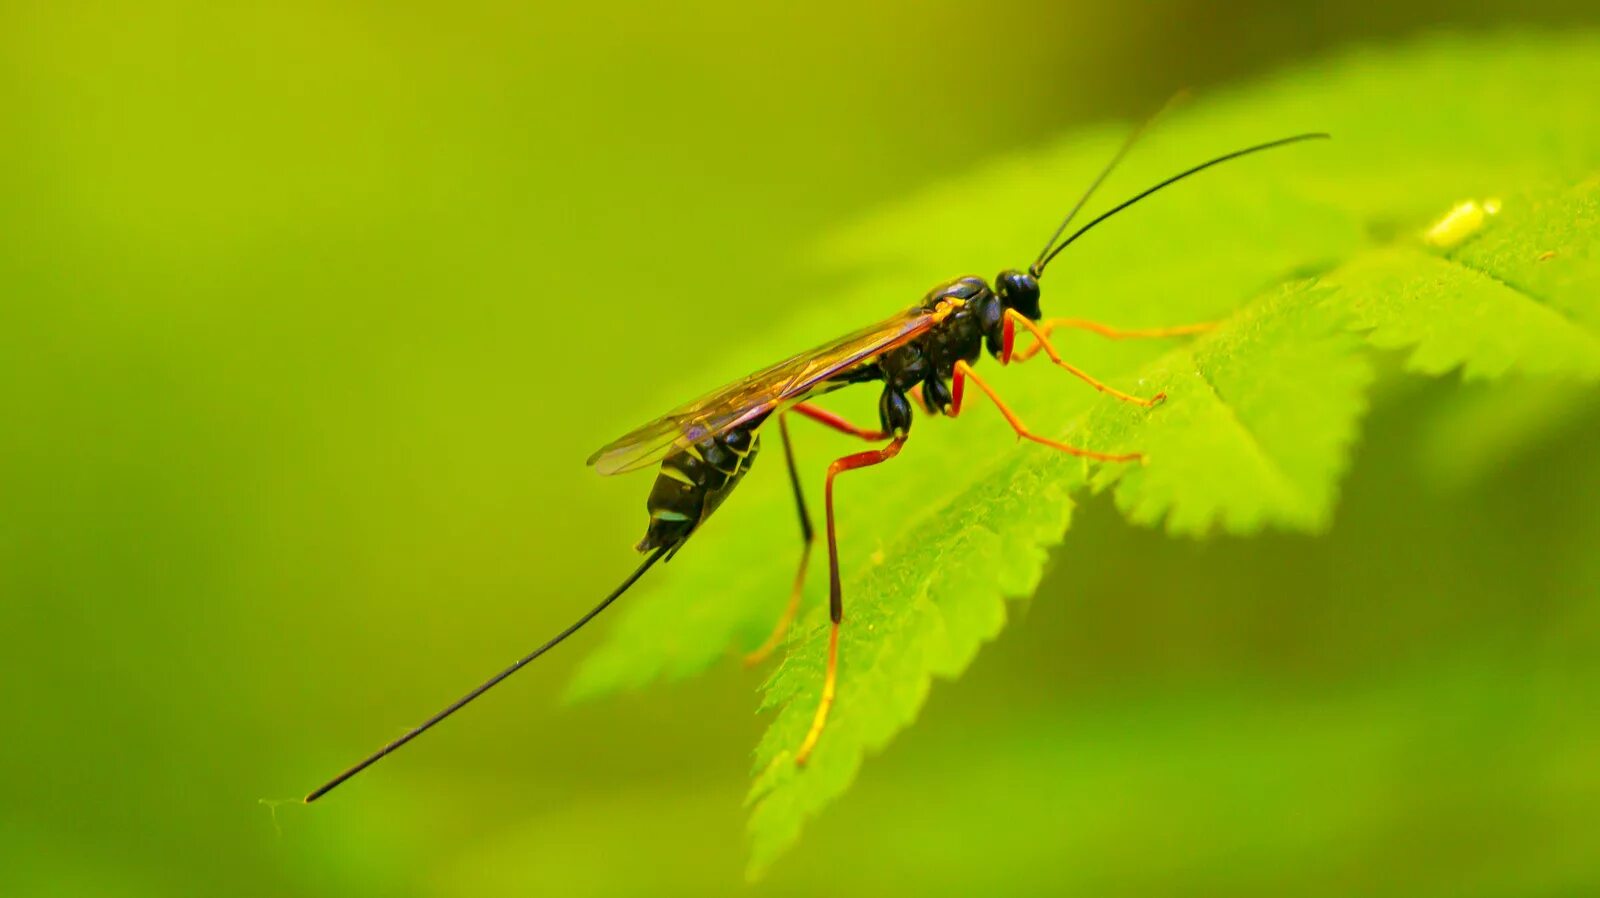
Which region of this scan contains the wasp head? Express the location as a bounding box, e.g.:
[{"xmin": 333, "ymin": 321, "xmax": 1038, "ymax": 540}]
[
  {"xmin": 976, "ymin": 269, "xmax": 1042, "ymax": 358},
  {"xmin": 995, "ymin": 269, "xmax": 1041, "ymax": 321}
]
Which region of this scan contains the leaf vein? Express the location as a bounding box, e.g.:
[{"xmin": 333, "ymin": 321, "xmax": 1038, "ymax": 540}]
[
  {"xmin": 1191, "ymin": 359, "xmax": 1305, "ymax": 509},
  {"xmin": 1437, "ymin": 250, "xmax": 1600, "ymax": 345}
]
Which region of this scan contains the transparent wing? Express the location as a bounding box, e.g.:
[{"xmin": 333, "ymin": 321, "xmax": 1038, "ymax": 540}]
[{"xmin": 587, "ymin": 306, "xmax": 936, "ymax": 475}]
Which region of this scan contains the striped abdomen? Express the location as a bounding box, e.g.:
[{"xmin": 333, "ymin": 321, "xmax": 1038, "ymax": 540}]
[{"xmin": 636, "ymin": 420, "xmax": 762, "ymax": 554}]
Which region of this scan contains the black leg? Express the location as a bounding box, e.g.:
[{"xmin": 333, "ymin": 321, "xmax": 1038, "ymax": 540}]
[{"xmin": 744, "ymin": 413, "xmax": 816, "ymax": 666}]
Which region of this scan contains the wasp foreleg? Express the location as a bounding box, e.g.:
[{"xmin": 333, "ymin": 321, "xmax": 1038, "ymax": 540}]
[
  {"xmin": 950, "ymin": 360, "xmax": 1143, "ymax": 463},
  {"xmin": 1000, "ymin": 309, "xmax": 1169, "ymax": 407}
]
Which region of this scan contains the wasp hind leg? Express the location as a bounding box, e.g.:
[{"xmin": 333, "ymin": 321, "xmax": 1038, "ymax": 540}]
[
  {"xmin": 745, "ymin": 404, "xmax": 887, "ymax": 668},
  {"xmin": 795, "ymin": 435, "xmax": 907, "ymax": 767}
]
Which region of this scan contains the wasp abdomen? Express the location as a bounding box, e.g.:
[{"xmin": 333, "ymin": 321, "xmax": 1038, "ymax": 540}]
[{"xmin": 637, "ymin": 421, "xmax": 762, "ymax": 554}]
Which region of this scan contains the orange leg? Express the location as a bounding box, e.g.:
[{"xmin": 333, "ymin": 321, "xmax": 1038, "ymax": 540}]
[
  {"xmin": 1008, "ymin": 312, "xmax": 1214, "ymax": 363},
  {"xmin": 795, "ymin": 436, "xmax": 907, "ymax": 766},
  {"xmin": 745, "ymin": 405, "xmax": 886, "ymax": 667},
  {"xmin": 951, "ymin": 360, "xmax": 1143, "ymax": 464},
  {"xmin": 1001, "ymin": 309, "xmax": 1170, "ymax": 408}
]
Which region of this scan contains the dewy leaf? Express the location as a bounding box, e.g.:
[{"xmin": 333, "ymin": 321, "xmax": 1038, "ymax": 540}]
[{"xmin": 566, "ymin": 32, "xmax": 1600, "ymax": 873}]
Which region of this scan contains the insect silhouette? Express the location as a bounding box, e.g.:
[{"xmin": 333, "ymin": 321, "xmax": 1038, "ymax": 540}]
[{"xmin": 303, "ymin": 121, "xmax": 1328, "ymax": 803}]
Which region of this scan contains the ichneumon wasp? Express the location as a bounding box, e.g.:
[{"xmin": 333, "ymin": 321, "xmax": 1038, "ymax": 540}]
[{"xmin": 303, "ymin": 115, "xmax": 1328, "ymax": 802}]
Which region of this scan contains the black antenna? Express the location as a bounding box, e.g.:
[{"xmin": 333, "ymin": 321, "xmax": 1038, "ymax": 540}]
[
  {"xmin": 1029, "ymin": 92, "xmax": 1190, "ymax": 278},
  {"xmin": 1033, "ymin": 132, "xmax": 1330, "ymax": 277},
  {"xmin": 304, "ymin": 546, "xmax": 670, "ymax": 803}
]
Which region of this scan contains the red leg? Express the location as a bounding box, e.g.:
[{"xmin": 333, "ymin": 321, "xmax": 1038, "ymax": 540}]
[
  {"xmin": 795, "ymin": 436, "xmax": 907, "ymax": 766},
  {"xmin": 749, "ymin": 405, "xmax": 884, "ymax": 667},
  {"xmin": 748, "ymin": 404, "xmax": 886, "ymax": 667},
  {"xmin": 951, "ymin": 360, "xmax": 1143, "ymax": 463},
  {"xmin": 1002, "ymin": 309, "xmax": 1168, "ymax": 408},
  {"xmin": 791, "ymin": 402, "xmax": 888, "ymax": 441}
]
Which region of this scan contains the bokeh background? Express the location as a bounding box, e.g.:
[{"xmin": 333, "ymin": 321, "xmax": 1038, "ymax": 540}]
[{"xmin": 2, "ymin": 2, "xmax": 1597, "ymax": 896}]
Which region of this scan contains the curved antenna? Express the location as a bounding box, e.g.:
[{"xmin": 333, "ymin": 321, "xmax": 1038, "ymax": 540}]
[
  {"xmin": 1033, "ymin": 132, "xmax": 1330, "ymax": 277},
  {"xmin": 1029, "ymin": 92, "xmax": 1189, "ymax": 278},
  {"xmin": 304, "ymin": 546, "xmax": 670, "ymax": 803}
]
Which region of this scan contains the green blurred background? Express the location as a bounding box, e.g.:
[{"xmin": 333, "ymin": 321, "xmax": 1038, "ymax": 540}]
[{"xmin": 2, "ymin": 2, "xmax": 1597, "ymax": 896}]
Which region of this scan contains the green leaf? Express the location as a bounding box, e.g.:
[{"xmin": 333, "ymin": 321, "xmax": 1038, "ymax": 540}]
[
  {"xmin": 1082, "ymin": 284, "xmax": 1373, "ymax": 535},
  {"xmin": 1330, "ymin": 183, "xmax": 1600, "ymax": 380},
  {"xmin": 567, "ymin": 32, "xmax": 1600, "ymax": 874}
]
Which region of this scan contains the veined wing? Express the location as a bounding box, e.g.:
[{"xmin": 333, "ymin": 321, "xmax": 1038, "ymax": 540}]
[{"xmin": 587, "ymin": 306, "xmax": 938, "ymax": 475}]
